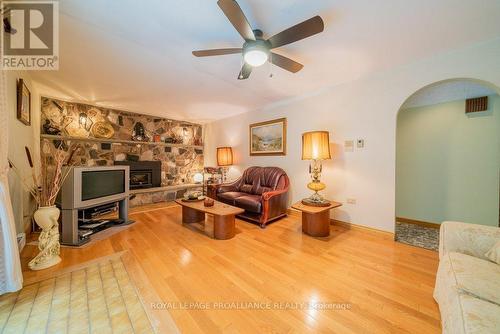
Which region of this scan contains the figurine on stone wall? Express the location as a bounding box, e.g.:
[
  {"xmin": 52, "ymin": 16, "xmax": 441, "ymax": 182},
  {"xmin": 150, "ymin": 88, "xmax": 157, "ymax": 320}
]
[
  {"xmin": 42, "ymin": 119, "xmax": 61, "ymax": 135},
  {"xmin": 132, "ymin": 122, "xmax": 149, "ymax": 141},
  {"xmin": 42, "ymin": 120, "xmax": 68, "ymax": 150}
]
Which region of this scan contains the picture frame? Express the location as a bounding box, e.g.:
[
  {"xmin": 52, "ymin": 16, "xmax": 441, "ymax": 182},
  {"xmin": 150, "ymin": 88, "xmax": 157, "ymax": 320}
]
[
  {"xmin": 17, "ymin": 79, "xmax": 31, "ymax": 125},
  {"xmin": 249, "ymin": 118, "xmax": 287, "ymax": 156}
]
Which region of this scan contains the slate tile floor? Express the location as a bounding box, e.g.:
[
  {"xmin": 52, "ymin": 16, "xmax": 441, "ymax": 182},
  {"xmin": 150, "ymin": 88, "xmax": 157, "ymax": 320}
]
[{"xmin": 395, "ymin": 222, "xmax": 439, "ymax": 251}]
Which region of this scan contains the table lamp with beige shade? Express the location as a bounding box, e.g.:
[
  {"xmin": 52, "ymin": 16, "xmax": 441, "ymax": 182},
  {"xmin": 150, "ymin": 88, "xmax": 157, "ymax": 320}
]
[
  {"xmin": 217, "ymin": 146, "xmax": 233, "ymax": 182},
  {"xmin": 301, "ymin": 131, "xmax": 331, "ymax": 206}
]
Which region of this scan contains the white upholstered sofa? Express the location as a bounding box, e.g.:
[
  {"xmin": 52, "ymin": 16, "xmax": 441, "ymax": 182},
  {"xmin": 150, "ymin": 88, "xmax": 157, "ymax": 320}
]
[{"xmin": 434, "ymin": 221, "xmax": 500, "ymax": 334}]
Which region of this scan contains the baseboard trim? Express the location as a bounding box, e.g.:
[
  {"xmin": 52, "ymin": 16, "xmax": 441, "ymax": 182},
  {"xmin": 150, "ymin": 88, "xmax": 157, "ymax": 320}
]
[
  {"xmin": 331, "ymin": 220, "xmax": 394, "ymax": 238},
  {"xmin": 287, "ymin": 208, "xmax": 394, "ymax": 237},
  {"xmin": 396, "ymin": 217, "xmax": 440, "ymax": 229}
]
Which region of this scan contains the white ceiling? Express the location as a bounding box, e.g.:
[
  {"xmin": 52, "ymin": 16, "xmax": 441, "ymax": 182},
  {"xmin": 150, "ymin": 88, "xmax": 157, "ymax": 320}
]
[
  {"xmin": 29, "ymin": 0, "xmax": 500, "ymax": 123},
  {"xmin": 402, "ymin": 80, "xmax": 498, "ymax": 109}
]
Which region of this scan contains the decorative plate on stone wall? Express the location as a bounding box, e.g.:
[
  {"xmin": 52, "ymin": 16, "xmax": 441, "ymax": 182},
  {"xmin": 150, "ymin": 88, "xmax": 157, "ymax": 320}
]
[{"xmin": 91, "ymin": 121, "xmax": 115, "ymax": 138}]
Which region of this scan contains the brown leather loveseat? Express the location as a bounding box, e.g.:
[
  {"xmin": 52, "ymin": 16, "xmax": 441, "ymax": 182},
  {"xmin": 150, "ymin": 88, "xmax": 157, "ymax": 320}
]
[{"xmin": 210, "ymin": 166, "xmax": 289, "ymax": 228}]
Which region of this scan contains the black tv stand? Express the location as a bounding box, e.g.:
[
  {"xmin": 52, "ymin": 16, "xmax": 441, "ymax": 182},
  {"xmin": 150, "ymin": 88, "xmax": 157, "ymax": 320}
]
[{"xmin": 61, "ymin": 196, "xmax": 132, "ymax": 246}]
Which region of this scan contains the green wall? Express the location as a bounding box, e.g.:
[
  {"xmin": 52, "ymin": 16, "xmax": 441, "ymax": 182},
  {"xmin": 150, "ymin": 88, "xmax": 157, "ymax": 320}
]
[{"xmin": 396, "ymin": 95, "xmax": 500, "ymax": 226}]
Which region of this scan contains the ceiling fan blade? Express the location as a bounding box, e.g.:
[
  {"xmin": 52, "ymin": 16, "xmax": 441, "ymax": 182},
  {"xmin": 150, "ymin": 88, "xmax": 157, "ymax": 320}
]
[
  {"xmin": 270, "ymin": 53, "xmax": 303, "ymax": 73},
  {"xmin": 217, "ymin": 0, "xmax": 255, "ymax": 41},
  {"xmin": 237, "ymin": 63, "xmax": 252, "ymax": 80},
  {"xmin": 192, "ymin": 48, "xmax": 242, "ymax": 57},
  {"xmin": 267, "ymin": 15, "xmax": 324, "ymax": 49}
]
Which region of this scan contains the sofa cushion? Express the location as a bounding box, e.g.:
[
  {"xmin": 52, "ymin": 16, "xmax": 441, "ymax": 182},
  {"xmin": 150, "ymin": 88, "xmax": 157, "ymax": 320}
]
[
  {"xmin": 217, "ymin": 192, "xmax": 247, "ymax": 205},
  {"xmin": 439, "ymin": 221, "xmax": 500, "ymax": 261},
  {"xmin": 235, "ymin": 195, "xmax": 262, "ymax": 213},
  {"xmin": 437, "ymin": 287, "xmax": 500, "ymax": 334},
  {"xmin": 435, "ymin": 252, "xmax": 500, "ymax": 307},
  {"xmin": 240, "ymin": 184, "xmax": 253, "ymax": 193},
  {"xmin": 233, "ymin": 166, "xmax": 287, "ymax": 195},
  {"xmin": 240, "ymin": 167, "xmax": 261, "ymax": 194},
  {"xmin": 460, "ymin": 293, "xmax": 500, "ymax": 334},
  {"xmin": 254, "ymin": 167, "xmax": 287, "ymax": 195},
  {"xmin": 434, "ymin": 252, "xmax": 500, "ymax": 334}
]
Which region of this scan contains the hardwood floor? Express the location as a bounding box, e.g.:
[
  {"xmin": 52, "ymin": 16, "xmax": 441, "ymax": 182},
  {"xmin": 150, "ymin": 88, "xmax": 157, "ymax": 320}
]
[{"xmin": 21, "ymin": 205, "xmax": 441, "ymax": 333}]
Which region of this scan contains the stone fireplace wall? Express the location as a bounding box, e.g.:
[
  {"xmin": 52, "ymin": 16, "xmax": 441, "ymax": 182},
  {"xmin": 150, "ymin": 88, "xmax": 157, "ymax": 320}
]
[{"xmin": 40, "ymin": 97, "xmax": 204, "ymax": 186}]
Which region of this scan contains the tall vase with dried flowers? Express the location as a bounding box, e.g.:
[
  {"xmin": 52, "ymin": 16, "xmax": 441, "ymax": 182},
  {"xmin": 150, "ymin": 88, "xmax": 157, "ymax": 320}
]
[{"xmin": 9, "ymin": 140, "xmax": 80, "ymax": 270}]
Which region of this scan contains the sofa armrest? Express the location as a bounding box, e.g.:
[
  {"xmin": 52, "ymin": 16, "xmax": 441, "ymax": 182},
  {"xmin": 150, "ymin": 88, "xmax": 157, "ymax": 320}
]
[
  {"xmin": 262, "ymin": 188, "xmax": 288, "ymax": 201},
  {"xmin": 439, "ymin": 221, "xmax": 500, "ymax": 260},
  {"xmin": 260, "ymin": 188, "xmax": 289, "ymax": 224}
]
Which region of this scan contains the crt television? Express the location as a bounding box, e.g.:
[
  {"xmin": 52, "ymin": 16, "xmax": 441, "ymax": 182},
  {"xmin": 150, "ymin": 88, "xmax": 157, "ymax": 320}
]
[{"xmin": 60, "ymin": 166, "xmax": 129, "ymax": 210}]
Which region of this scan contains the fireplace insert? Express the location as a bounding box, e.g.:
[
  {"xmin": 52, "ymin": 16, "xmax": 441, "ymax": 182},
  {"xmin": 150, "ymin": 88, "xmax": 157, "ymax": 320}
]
[
  {"xmin": 114, "ymin": 160, "xmax": 161, "ymax": 189},
  {"xmin": 130, "ymin": 170, "xmax": 153, "ymax": 188}
]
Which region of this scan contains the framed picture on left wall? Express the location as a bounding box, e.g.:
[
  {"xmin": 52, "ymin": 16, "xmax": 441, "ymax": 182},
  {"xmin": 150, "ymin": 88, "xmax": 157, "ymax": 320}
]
[{"xmin": 17, "ymin": 78, "xmax": 31, "ymax": 125}]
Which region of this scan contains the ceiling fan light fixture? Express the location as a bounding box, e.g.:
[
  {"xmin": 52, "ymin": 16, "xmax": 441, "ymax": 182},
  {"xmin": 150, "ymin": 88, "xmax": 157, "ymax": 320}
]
[
  {"xmin": 193, "ymin": 0, "xmax": 323, "ymax": 78},
  {"xmin": 243, "ymin": 43, "xmax": 269, "ymax": 67},
  {"xmin": 244, "ymin": 49, "xmax": 268, "ymax": 67}
]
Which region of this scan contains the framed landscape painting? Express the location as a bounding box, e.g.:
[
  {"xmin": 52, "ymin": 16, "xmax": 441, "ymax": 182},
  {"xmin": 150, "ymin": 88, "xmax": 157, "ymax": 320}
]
[{"xmin": 249, "ymin": 118, "xmax": 287, "ymax": 156}]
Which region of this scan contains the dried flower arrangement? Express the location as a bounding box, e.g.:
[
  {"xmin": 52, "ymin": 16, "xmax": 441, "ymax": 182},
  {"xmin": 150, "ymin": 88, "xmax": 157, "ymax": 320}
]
[{"xmin": 9, "ymin": 140, "xmax": 81, "ymax": 207}]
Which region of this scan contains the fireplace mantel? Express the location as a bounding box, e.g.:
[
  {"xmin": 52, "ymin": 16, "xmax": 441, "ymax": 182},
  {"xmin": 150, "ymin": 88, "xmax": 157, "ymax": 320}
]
[{"xmin": 40, "ymin": 134, "xmax": 204, "ymax": 150}]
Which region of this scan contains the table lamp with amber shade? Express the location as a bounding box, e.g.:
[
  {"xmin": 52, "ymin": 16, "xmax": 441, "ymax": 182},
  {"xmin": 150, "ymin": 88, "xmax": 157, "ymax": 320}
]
[
  {"xmin": 301, "ymin": 131, "xmax": 331, "ymax": 206},
  {"xmin": 217, "ymin": 147, "xmax": 233, "ymax": 182}
]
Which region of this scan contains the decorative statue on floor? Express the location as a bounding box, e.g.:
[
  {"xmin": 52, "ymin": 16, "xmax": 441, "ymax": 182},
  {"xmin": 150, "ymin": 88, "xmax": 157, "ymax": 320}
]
[
  {"xmin": 29, "ymin": 206, "xmax": 61, "ymax": 270},
  {"xmin": 9, "ymin": 143, "xmax": 81, "ymax": 270}
]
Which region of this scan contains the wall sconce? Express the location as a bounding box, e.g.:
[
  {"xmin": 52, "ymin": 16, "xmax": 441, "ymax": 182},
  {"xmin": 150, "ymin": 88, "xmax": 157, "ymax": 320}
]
[{"xmin": 78, "ymin": 112, "xmax": 93, "ymax": 131}]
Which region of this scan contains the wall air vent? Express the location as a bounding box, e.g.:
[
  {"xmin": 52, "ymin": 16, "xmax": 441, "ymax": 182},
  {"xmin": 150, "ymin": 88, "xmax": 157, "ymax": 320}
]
[{"xmin": 465, "ymin": 96, "xmax": 488, "ymax": 113}]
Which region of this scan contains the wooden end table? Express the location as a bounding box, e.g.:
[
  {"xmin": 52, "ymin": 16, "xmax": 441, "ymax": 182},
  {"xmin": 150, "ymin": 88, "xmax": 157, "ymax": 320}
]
[
  {"xmin": 175, "ymin": 199, "xmax": 244, "ymax": 240},
  {"xmin": 292, "ymin": 200, "xmax": 342, "ymax": 237},
  {"xmin": 206, "ymin": 183, "xmax": 220, "ymax": 200}
]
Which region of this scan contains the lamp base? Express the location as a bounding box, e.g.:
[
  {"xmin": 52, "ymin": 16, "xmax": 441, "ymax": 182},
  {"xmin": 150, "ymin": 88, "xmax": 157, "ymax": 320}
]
[
  {"xmin": 307, "ymin": 181, "xmax": 326, "ymax": 192},
  {"xmin": 302, "ymin": 191, "xmax": 331, "ymax": 207},
  {"xmin": 301, "ymin": 198, "xmax": 331, "ymax": 207},
  {"xmin": 304, "ymin": 161, "xmax": 330, "ymax": 206}
]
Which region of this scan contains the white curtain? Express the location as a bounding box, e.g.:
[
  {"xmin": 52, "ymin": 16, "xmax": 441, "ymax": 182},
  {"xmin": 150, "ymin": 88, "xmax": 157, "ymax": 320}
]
[{"xmin": 0, "ymin": 66, "xmax": 23, "ymax": 294}]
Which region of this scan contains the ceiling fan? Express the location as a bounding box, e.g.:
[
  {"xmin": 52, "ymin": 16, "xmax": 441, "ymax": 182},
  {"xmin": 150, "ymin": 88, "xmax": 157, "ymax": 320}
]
[{"xmin": 192, "ymin": 0, "xmax": 324, "ymax": 80}]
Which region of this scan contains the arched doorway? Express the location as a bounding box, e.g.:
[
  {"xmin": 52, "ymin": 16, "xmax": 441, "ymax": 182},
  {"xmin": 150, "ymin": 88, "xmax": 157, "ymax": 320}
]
[{"xmin": 395, "ymin": 79, "xmax": 500, "ymax": 250}]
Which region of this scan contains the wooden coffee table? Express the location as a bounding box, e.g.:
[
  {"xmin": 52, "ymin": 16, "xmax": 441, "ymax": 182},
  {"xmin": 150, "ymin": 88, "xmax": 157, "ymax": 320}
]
[
  {"xmin": 292, "ymin": 200, "xmax": 342, "ymax": 237},
  {"xmin": 175, "ymin": 199, "xmax": 244, "ymax": 240}
]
